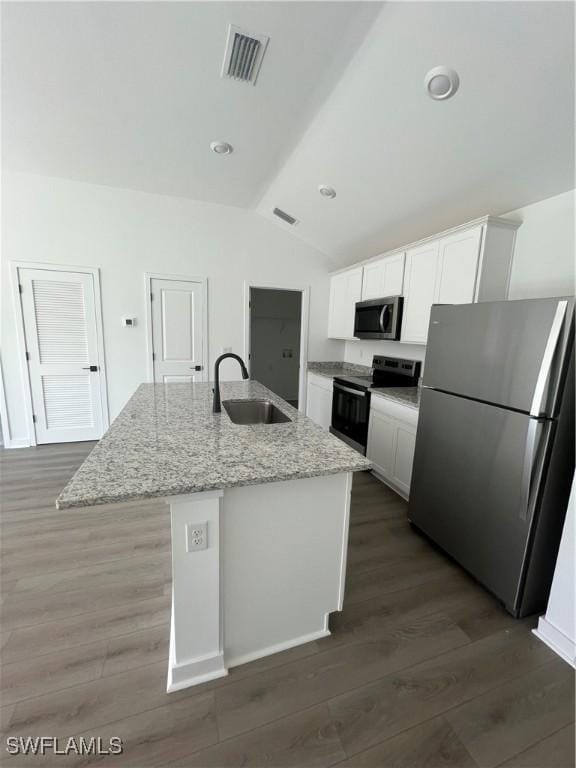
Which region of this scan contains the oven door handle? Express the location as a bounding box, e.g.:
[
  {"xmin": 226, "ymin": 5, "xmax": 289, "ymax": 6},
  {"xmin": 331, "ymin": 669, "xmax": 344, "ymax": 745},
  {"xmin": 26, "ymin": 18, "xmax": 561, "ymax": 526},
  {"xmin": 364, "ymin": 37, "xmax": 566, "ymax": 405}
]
[{"xmin": 334, "ymin": 383, "xmax": 367, "ymax": 397}]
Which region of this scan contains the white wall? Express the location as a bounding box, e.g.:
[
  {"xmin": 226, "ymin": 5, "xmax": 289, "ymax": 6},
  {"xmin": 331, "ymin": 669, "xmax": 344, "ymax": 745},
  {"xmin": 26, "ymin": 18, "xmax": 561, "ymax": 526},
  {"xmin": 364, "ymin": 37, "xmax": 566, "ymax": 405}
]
[
  {"xmin": 1, "ymin": 172, "xmax": 343, "ymax": 445},
  {"xmin": 343, "ymin": 190, "xmax": 575, "ymax": 368},
  {"xmin": 535, "ymin": 473, "xmax": 576, "ymax": 667},
  {"xmin": 343, "ymin": 339, "xmax": 426, "ymax": 369},
  {"xmin": 504, "ymin": 189, "xmax": 575, "ymax": 300}
]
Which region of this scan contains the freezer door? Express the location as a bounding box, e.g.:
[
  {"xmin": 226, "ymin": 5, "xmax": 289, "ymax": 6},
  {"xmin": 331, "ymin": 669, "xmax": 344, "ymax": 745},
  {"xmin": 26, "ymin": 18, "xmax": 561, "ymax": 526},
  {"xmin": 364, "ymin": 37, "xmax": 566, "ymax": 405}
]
[
  {"xmin": 424, "ymin": 297, "xmax": 574, "ymax": 416},
  {"xmin": 409, "ymin": 388, "xmax": 553, "ymax": 614}
]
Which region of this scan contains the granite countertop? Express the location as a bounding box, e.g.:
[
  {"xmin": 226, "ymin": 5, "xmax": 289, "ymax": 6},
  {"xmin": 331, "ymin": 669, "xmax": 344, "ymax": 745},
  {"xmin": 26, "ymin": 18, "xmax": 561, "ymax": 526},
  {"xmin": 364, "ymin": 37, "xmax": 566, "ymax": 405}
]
[
  {"xmin": 369, "ymin": 386, "xmax": 421, "ymax": 410},
  {"xmin": 307, "ymin": 361, "xmax": 372, "ymax": 379},
  {"xmin": 56, "ymin": 381, "xmax": 371, "ymax": 509}
]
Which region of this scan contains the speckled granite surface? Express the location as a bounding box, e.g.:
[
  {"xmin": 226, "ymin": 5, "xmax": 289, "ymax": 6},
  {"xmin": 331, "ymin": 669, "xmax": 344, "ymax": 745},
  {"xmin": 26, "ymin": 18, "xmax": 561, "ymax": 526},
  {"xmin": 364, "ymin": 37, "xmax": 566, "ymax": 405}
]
[
  {"xmin": 307, "ymin": 361, "xmax": 372, "ymax": 379},
  {"xmin": 370, "ymin": 386, "xmax": 421, "ymax": 410},
  {"xmin": 56, "ymin": 381, "xmax": 371, "ymax": 509}
]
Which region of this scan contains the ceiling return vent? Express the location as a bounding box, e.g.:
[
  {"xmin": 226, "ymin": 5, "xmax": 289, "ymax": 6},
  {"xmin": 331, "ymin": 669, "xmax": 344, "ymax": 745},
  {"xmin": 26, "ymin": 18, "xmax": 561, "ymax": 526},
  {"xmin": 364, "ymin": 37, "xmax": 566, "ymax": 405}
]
[
  {"xmin": 273, "ymin": 207, "xmax": 298, "ymax": 226},
  {"xmin": 221, "ymin": 25, "xmax": 269, "ymax": 85}
]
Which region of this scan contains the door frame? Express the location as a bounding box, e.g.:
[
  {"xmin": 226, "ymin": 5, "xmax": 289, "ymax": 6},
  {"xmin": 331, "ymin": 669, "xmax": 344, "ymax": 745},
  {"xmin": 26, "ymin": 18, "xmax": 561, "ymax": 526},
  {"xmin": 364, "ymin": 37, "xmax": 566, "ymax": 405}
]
[
  {"xmin": 242, "ymin": 281, "xmax": 310, "ymax": 411},
  {"xmin": 144, "ymin": 273, "xmax": 209, "ymax": 383},
  {"xmin": 0, "ymin": 355, "xmax": 13, "ymax": 449},
  {"xmin": 10, "ymin": 261, "xmax": 110, "ymax": 448}
]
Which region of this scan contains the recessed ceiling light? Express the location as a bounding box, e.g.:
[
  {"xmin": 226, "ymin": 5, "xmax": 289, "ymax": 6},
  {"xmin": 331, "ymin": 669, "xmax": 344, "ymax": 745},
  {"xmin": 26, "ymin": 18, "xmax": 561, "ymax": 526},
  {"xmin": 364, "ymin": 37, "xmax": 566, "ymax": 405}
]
[
  {"xmin": 318, "ymin": 185, "xmax": 336, "ymax": 199},
  {"xmin": 424, "ymin": 66, "xmax": 460, "ymax": 100},
  {"xmin": 210, "ymin": 141, "xmax": 233, "ymax": 155}
]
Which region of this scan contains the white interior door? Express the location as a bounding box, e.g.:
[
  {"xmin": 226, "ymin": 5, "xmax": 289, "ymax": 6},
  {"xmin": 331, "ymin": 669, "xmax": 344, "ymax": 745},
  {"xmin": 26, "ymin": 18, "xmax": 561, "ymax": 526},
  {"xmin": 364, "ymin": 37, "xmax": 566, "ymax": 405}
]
[
  {"xmin": 150, "ymin": 278, "xmax": 206, "ymax": 383},
  {"xmin": 19, "ymin": 268, "xmax": 105, "ymax": 444}
]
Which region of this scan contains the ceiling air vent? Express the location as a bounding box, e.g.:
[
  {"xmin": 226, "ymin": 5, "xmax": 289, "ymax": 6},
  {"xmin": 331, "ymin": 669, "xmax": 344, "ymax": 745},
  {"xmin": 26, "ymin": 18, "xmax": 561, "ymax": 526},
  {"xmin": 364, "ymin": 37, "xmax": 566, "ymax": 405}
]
[
  {"xmin": 273, "ymin": 208, "xmax": 298, "ymax": 226},
  {"xmin": 221, "ymin": 25, "xmax": 269, "ymax": 85}
]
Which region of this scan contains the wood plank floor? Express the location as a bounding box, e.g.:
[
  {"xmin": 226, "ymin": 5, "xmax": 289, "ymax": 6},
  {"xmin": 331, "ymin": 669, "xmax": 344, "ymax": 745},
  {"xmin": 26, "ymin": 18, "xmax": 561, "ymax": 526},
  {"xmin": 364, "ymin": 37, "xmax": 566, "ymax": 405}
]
[{"xmin": 1, "ymin": 443, "xmax": 574, "ymax": 767}]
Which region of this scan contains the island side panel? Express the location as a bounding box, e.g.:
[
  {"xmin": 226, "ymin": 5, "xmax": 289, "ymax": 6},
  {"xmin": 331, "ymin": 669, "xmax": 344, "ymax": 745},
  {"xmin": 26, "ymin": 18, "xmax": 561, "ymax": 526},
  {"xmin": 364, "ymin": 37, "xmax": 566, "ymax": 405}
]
[
  {"xmin": 167, "ymin": 490, "xmax": 227, "ymax": 692},
  {"xmin": 222, "ymin": 472, "xmax": 353, "ymax": 667}
]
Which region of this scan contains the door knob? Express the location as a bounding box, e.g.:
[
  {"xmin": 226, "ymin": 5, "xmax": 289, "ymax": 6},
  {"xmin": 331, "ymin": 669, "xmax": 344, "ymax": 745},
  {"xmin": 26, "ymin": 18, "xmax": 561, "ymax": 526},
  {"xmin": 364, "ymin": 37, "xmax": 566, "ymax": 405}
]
[
  {"xmin": 192, "ymin": 365, "xmax": 203, "ymax": 371},
  {"xmin": 82, "ymin": 365, "xmax": 99, "ymax": 372}
]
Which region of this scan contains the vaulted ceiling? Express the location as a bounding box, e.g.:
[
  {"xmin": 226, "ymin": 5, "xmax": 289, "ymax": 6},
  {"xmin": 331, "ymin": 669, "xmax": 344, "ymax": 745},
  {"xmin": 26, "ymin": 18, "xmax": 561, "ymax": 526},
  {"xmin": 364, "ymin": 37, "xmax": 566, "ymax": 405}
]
[
  {"xmin": 3, "ymin": 2, "xmax": 574, "ymax": 265},
  {"xmin": 2, "ymin": 2, "xmax": 380, "ymax": 208}
]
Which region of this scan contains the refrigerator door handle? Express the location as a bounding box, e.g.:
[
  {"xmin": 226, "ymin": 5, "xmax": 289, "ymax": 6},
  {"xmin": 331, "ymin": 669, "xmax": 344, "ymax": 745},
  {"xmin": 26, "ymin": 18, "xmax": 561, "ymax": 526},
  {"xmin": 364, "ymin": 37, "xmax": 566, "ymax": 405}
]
[
  {"xmin": 519, "ymin": 419, "xmax": 552, "ymax": 523},
  {"xmin": 530, "ymin": 300, "xmax": 568, "ymax": 417}
]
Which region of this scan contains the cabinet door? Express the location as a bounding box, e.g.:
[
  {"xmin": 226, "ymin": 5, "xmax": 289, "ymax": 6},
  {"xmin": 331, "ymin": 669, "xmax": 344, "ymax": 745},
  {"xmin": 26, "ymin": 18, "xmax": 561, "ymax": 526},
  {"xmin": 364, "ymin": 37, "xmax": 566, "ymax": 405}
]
[
  {"xmin": 328, "ymin": 273, "xmax": 347, "ymax": 338},
  {"xmin": 383, "ymin": 252, "xmax": 405, "ymax": 296},
  {"xmin": 366, "ymin": 409, "xmax": 395, "ymax": 478},
  {"xmin": 328, "ymin": 268, "xmax": 363, "ymax": 339},
  {"xmin": 344, "ymin": 267, "xmax": 363, "ymax": 338},
  {"xmin": 391, "ymin": 423, "xmax": 417, "ymax": 498},
  {"xmin": 436, "ymin": 227, "xmax": 482, "ymax": 305},
  {"xmin": 401, "ymin": 241, "xmax": 440, "ymax": 344},
  {"xmin": 362, "ymin": 260, "xmax": 386, "ymax": 300},
  {"xmin": 361, "ymin": 253, "xmax": 405, "ymax": 300},
  {"xmin": 306, "ymin": 380, "xmax": 332, "ymax": 430}
]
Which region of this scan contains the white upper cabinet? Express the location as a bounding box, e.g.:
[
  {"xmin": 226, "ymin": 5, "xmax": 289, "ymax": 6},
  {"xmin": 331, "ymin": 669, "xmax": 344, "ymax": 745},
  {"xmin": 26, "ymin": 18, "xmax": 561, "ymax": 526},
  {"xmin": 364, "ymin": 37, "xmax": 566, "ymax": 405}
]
[
  {"xmin": 435, "ymin": 226, "xmax": 482, "ymax": 305},
  {"xmin": 401, "ymin": 241, "xmax": 440, "ymax": 344},
  {"xmin": 327, "ymin": 216, "xmax": 519, "ymax": 345},
  {"xmin": 400, "ymin": 218, "xmax": 518, "ymax": 345},
  {"xmin": 361, "ymin": 252, "xmax": 405, "ymax": 300},
  {"xmin": 402, "ymin": 230, "xmax": 482, "ymax": 344},
  {"xmin": 328, "ymin": 266, "xmax": 363, "ymax": 339}
]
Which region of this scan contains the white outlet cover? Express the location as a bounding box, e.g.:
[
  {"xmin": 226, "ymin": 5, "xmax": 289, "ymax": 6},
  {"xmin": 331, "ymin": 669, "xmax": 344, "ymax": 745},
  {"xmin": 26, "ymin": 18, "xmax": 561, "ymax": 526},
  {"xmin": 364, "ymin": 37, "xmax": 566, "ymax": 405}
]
[{"xmin": 186, "ymin": 521, "xmax": 208, "ymax": 552}]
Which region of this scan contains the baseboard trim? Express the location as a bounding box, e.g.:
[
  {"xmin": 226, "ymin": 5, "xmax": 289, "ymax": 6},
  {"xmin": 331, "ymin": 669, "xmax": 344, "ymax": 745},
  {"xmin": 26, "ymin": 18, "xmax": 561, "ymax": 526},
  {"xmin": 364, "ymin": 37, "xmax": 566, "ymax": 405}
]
[
  {"xmin": 227, "ymin": 627, "xmax": 331, "ymax": 669},
  {"xmin": 4, "ymin": 438, "xmax": 32, "ymax": 449},
  {"xmin": 167, "ymin": 627, "xmax": 331, "ymax": 690},
  {"xmin": 533, "ymin": 618, "xmax": 575, "ymax": 668},
  {"xmin": 167, "ymin": 649, "xmax": 228, "ymax": 693}
]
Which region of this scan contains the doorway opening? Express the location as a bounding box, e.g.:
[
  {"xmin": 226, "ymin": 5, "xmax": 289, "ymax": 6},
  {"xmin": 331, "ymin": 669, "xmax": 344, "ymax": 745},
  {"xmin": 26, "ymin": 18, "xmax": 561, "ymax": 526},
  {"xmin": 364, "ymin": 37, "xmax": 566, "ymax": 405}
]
[{"xmin": 246, "ymin": 285, "xmax": 308, "ymax": 409}]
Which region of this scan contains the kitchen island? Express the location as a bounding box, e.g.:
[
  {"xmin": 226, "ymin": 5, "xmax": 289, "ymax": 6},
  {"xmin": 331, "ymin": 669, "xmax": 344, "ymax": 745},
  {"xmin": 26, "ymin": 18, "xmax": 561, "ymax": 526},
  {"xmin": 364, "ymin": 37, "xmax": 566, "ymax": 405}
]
[{"xmin": 57, "ymin": 381, "xmax": 370, "ymax": 691}]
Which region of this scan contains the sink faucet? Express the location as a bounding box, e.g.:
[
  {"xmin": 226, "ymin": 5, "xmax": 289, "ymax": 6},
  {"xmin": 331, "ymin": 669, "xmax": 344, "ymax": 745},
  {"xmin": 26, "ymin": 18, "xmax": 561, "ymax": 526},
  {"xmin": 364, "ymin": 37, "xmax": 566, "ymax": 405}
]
[{"xmin": 213, "ymin": 353, "xmax": 249, "ymax": 413}]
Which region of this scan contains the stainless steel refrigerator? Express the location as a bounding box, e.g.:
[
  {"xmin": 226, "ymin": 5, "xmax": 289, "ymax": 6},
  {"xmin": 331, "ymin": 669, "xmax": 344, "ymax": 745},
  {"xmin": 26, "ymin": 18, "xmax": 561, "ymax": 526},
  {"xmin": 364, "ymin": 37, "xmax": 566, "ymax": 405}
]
[{"xmin": 409, "ymin": 297, "xmax": 575, "ymax": 618}]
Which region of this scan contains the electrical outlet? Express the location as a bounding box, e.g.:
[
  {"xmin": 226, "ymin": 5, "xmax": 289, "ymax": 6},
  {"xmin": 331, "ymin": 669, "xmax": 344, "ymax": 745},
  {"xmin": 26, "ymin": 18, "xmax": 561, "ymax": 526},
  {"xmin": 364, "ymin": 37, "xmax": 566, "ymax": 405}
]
[{"xmin": 186, "ymin": 522, "xmax": 208, "ymax": 552}]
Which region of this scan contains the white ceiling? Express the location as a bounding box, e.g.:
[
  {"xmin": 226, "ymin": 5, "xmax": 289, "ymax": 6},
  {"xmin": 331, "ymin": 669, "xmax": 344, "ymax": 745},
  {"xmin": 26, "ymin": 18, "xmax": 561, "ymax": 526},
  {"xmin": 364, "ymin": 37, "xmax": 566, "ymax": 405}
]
[
  {"xmin": 3, "ymin": 2, "xmax": 574, "ymax": 265},
  {"xmin": 258, "ymin": 1, "xmax": 575, "ymax": 264},
  {"xmin": 1, "ymin": 1, "xmax": 380, "ymax": 208}
]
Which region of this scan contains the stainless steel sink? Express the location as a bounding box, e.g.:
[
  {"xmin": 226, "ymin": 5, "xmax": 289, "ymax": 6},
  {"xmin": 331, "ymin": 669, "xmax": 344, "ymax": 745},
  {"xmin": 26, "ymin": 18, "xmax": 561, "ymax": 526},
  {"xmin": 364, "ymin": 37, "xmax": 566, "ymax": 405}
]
[{"xmin": 222, "ymin": 399, "xmax": 291, "ymax": 425}]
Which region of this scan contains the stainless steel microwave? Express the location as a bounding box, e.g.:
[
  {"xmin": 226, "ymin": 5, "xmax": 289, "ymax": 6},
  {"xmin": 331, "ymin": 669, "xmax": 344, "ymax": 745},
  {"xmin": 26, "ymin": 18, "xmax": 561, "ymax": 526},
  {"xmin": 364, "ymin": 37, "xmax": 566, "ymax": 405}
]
[{"xmin": 354, "ymin": 296, "xmax": 403, "ymax": 340}]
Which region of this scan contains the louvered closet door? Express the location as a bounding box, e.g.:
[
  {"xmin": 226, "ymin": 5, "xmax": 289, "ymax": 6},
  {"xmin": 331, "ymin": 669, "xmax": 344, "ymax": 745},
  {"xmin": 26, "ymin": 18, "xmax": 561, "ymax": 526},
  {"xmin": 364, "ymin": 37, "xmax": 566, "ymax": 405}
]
[{"xmin": 20, "ymin": 269, "xmax": 105, "ymax": 443}]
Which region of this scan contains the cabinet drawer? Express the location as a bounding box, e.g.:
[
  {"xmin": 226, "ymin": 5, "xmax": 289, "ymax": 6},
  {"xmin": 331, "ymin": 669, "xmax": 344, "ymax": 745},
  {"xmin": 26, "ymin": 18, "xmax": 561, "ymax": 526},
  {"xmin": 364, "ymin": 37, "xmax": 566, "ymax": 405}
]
[
  {"xmin": 307, "ymin": 372, "xmax": 334, "ymax": 393},
  {"xmin": 370, "ymin": 394, "xmax": 419, "ymax": 428}
]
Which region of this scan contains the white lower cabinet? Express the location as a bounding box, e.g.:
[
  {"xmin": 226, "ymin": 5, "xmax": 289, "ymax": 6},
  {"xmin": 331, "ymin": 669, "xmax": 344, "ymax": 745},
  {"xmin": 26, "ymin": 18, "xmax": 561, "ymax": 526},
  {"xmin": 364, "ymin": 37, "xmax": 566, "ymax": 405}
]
[
  {"xmin": 367, "ymin": 395, "xmax": 419, "ymax": 499},
  {"xmin": 390, "ymin": 425, "xmax": 417, "ymax": 497},
  {"xmin": 306, "ymin": 373, "xmax": 333, "ymax": 430}
]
